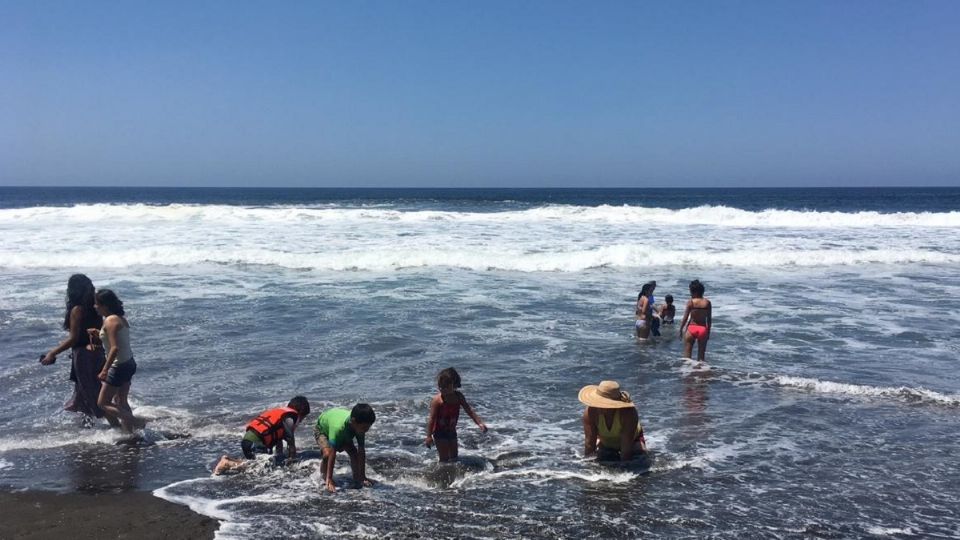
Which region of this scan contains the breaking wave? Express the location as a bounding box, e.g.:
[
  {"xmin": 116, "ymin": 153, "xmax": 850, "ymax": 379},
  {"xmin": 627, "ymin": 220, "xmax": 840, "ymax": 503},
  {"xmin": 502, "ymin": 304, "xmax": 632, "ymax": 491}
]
[
  {"xmin": 2, "ymin": 203, "xmax": 959, "ymax": 228},
  {"xmin": 3, "ymin": 246, "xmax": 958, "ymax": 271}
]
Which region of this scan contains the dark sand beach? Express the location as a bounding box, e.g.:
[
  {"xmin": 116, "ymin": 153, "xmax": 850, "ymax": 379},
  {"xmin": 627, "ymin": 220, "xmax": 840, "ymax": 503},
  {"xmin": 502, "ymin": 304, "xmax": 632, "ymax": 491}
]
[{"xmin": 0, "ymin": 490, "xmax": 218, "ymax": 540}]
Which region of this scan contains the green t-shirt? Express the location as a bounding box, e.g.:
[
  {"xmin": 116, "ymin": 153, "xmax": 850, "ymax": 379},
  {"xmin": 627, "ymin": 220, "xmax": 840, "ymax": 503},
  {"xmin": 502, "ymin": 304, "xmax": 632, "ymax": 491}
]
[{"xmin": 315, "ymin": 408, "xmax": 364, "ymax": 449}]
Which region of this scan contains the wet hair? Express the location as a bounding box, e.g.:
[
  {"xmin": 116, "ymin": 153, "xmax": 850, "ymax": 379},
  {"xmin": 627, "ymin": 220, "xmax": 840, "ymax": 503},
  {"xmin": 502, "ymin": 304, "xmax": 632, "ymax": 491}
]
[
  {"xmin": 63, "ymin": 274, "xmax": 100, "ymax": 330},
  {"xmin": 665, "ymin": 294, "xmax": 674, "ymax": 304},
  {"xmin": 689, "ymin": 280, "xmax": 705, "ymax": 298},
  {"xmin": 639, "ymin": 282, "xmax": 654, "ymax": 298},
  {"xmin": 351, "ymin": 403, "xmax": 376, "ymax": 425},
  {"xmin": 437, "ymin": 367, "xmax": 462, "ymax": 389},
  {"xmin": 288, "ymin": 396, "xmax": 310, "ymax": 418},
  {"xmin": 95, "ymin": 289, "xmax": 125, "ymax": 317}
]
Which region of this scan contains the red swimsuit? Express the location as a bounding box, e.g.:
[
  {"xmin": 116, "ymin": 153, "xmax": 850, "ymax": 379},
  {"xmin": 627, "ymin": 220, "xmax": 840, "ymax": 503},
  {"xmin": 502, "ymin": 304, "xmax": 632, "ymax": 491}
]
[
  {"xmin": 687, "ymin": 323, "xmax": 709, "ymax": 340},
  {"xmin": 434, "ymin": 401, "xmax": 460, "ymax": 430}
]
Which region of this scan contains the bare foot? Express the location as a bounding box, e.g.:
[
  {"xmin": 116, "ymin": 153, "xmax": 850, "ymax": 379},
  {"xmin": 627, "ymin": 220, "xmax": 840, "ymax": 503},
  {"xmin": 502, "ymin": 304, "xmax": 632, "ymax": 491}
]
[{"xmin": 214, "ymin": 456, "xmax": 232, "ymax": 475}]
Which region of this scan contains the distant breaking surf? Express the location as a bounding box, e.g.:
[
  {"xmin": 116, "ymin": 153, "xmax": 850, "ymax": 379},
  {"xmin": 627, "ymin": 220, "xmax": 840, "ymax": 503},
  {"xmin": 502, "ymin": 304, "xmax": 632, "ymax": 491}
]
[{"xmin": 1, "ymin": 203, "xmax": 959, "ymax": 228}]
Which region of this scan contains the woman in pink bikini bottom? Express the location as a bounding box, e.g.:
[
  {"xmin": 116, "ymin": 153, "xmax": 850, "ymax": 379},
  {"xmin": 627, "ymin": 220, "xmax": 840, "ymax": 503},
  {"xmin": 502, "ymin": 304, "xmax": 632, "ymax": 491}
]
[{"xmin": 679, "ymin": 279, "xmax": 712, "ymax": 362}]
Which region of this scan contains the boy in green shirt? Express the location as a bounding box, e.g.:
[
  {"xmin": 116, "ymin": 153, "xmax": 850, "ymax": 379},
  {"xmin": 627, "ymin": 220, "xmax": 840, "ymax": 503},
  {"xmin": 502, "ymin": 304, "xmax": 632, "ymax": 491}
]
[{"xmin": 314, "ymin": 403, "xmax": 376, "ymax": 493}]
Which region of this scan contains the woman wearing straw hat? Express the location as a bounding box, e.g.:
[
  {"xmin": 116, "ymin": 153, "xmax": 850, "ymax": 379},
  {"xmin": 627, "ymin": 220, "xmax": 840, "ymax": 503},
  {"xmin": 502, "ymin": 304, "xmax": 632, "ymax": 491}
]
[{"xmin": 579, "ymin": 380, "xmax": 646, "ymax": 462}]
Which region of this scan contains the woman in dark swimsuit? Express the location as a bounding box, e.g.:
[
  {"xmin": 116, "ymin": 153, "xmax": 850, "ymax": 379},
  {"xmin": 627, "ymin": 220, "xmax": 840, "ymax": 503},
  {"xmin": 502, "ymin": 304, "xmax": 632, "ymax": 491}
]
[
  {"xmin": 41, "ymin": 274, "xmax": 115, "ymax": 425},
  {"xmin": 679, "ymin": 279, "xmax": 712, "ymax": 362}
]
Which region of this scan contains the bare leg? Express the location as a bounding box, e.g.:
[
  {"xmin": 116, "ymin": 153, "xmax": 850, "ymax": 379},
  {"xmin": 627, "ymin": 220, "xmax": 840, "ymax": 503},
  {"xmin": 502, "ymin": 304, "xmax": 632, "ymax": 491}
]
[
  {"xmin": 697, "ymin": 337, "xmax": 708, "ymax": 362},
  {"xmin": 116, "ymin": 383, "xmax": 146, "ymax": 428},
  {"xmin": 96, "ymin": 383, "xmax": 122, "ymax": 429},
  {"xmin": 103, "ymin": 414, "xmax": 121, "ymax": 428},
  {"xmin": 115, "ymin": 383, "xmax": 132, "ymax": 413},
  {"xmin": 97, "ymin": 383, "xmax": 135, "ymax": 432},
  {"xmin": 683, "ymin": 332, "xmax": 694, "ymax": 358},
  {"xmin": 214, "ymin": 456, "xmax": 247, "ymax": 475},
  {"xmin": 638, "ymin": 322, "xmax": 650, "ymax": 340},
  {"xmin": 436, "ymin": 438, "xmax": 458, "ymax": 462},
  {"xmin": 450, "ymin": 438, "xmax": 459, "ymax": 461}
]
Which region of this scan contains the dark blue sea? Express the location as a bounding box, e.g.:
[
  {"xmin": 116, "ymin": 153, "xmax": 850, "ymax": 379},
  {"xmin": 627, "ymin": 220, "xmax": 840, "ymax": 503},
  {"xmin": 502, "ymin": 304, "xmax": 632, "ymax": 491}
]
[{"xmin": 1, "ymin": 187, "xmax": 958, "ymax": 538}]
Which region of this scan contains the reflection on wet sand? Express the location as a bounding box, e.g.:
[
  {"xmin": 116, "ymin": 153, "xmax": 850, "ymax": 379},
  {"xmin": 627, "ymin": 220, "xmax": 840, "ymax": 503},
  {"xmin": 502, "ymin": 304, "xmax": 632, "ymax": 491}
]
[
  {"xmin": 679, "ymin": 370, "xmax": 712, "ymax": 443},
  {"xmin": 67, "ymin": 442, "xmax": 144, "ymax": 493}
]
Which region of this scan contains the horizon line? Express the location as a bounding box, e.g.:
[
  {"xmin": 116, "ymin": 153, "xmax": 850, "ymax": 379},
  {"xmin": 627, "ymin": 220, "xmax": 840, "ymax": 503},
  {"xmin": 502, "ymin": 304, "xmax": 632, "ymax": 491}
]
[{"xmin": 2, "ymin": 184, "xmax": 958, "ymax": 190}]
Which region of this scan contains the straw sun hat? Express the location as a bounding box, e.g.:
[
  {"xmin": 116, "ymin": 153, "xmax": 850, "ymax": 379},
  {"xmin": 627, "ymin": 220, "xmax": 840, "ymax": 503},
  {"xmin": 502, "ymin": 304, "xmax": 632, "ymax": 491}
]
[{"xmin": 577, "ymin": 380, "xmax": 634, "ymax": 408}]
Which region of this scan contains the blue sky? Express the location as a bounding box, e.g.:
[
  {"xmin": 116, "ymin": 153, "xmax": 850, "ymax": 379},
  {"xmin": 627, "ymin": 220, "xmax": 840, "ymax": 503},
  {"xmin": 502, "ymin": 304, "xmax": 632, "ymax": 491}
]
[{"xmin": 2, "ymin": 1, "xmax": 958, "ymax": 187}]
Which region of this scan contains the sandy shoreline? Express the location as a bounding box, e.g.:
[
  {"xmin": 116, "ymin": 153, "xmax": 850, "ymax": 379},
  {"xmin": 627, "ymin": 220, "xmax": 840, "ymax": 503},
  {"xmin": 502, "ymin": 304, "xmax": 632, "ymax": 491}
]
[{"xmin": 0, "ymin": 490, "xmax": 218, "ymax": 540}]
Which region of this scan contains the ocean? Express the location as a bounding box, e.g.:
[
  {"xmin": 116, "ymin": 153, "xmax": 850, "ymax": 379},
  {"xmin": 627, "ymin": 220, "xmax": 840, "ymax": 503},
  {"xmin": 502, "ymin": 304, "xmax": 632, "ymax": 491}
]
[{"xmin": 1, "ymin": 187, "xmax": 958, "ymax": 538}]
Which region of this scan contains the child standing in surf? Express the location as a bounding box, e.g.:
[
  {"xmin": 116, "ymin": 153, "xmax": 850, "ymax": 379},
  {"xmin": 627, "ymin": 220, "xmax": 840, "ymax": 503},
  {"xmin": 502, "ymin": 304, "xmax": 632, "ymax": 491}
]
[{"xmin": 425, "ymin": 367, "xmax": 487, "ymax": 462}]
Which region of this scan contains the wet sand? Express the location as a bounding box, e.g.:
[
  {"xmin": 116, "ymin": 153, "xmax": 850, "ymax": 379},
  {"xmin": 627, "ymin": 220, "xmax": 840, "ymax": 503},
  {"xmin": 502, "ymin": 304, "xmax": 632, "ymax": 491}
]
[{"xmin": 0, "ymin": 490, "xmax": 218, "ymax": 540}]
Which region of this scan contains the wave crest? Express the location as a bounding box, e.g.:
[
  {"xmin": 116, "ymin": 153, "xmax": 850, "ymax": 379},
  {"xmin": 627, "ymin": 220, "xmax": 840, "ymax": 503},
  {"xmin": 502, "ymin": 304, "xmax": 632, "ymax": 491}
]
[
  {"xmin": 1, "ymin": 203, "xmax": 959, "ymax": 228},
  {"xmin": 3, "ymin": 246, "xmax": 958, "ymax": 271},
  {"xmin": 773, "ymin": 376, "xmax": 960, "ymax": 407}
]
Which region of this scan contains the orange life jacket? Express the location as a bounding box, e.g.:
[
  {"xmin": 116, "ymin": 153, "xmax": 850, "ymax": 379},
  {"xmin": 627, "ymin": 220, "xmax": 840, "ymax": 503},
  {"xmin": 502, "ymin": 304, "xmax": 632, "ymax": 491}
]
[{"xmin": 246, "ymin": 407, "xmax": 299, "ymax": 449}]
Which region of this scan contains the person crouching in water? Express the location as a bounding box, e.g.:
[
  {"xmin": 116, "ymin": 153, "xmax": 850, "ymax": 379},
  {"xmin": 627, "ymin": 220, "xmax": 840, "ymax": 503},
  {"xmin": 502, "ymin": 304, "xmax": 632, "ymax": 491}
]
[
  {"xmin": 659, "ymin": 294, "xmax": 676, "ymax": 324},
  {"xmin": 579, "ymin": 380, "xmax": 646, "ymax": 462},
  {"xmin": 214, "ymin": 396, "xmax": 311, "ymax": 475},
  {"xmin": 425, "ymin": 367, "xmax": 488, "ymax": 462},
  {"xmin": 314, "ymin": 404, "xmax": 376, "ymax": 493}
]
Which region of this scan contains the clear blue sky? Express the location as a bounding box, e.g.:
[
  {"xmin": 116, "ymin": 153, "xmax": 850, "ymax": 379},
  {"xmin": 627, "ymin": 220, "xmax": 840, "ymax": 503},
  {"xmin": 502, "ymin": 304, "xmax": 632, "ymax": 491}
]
[{"xmin": 2, "ymin": 1, "xmax": 958, "ymax": 187}]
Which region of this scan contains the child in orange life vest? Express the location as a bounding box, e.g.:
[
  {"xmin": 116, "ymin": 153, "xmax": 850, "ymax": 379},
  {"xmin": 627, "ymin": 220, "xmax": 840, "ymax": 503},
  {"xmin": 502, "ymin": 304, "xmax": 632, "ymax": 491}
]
[
  {"xmin": 214, "ymin": 396, "xmax": 310, "ymax": 475},
  {"xmin": 424, "ymin": 367, "xmax": 487, "ymax": 462}
]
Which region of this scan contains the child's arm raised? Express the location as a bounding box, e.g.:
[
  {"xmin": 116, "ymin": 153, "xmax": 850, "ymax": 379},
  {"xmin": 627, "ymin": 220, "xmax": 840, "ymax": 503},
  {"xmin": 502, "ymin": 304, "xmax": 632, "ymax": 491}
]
[
  {"xmin": 425, "ymin": 395, "xmax": 441, "ymax": 447},
  {"xmin": 459, "ymin": 392, "xmax": 487, "ymax": 433}
]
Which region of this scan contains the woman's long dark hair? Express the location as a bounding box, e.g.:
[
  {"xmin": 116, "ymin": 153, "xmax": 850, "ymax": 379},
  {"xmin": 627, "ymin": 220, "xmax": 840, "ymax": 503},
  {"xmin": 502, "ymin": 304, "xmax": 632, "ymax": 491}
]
[
  {"xmin": 638, "ymin": 282, "xmax": 653, "ymax": 299},
  {"xmin": 64, "ymin": 274, "xmax": 101, "ymax": 330},
  {"xmin": 95, "ymin": 289, "xmax": 125, "ymax": 317}
]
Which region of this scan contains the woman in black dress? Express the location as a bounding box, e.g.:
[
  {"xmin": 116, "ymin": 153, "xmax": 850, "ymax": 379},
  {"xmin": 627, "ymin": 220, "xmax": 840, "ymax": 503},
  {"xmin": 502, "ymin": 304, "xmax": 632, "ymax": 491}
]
[{"xmin": 41, "ymin": 274, "xmax": 116, "ymax": 425}]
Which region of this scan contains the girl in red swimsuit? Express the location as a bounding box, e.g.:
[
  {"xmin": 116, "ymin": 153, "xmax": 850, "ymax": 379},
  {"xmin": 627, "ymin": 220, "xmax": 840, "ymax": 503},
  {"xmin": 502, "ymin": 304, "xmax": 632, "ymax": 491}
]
[
  {"xmin": 425, "ymin": 367, "xmax": 487, "ymax": 462},
  {"xmin": 679, "ymin": 279, "xmax": 712, "ymax": 362}
]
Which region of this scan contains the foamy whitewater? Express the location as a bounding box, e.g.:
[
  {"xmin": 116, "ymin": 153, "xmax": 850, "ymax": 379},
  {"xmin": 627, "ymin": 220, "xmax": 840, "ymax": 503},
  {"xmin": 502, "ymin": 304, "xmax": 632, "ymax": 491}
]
[{"xmin": 1, "ymin": 187, "xmax": 958, "ymax": 538}]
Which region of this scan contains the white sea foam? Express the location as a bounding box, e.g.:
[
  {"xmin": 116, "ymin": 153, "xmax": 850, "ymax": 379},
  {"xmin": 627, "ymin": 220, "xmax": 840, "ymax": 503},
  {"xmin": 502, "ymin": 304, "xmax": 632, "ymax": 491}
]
[
  {"xmin": 3, "ymin": 202, "xmax": 959, "ymax": 274},
  {"xmin": 865, "ymin": 525, "xmax": 917, "ymax": 536},
  {"xmin": 652, "ymin": 442, "xmax": 748, "ymax": 473},
  {"xmin": 3, "ymin": 245, "xmax": 958, "ymax": 271},
  {"xmin": 773, "ymin": 376, "xmax": 960, "ymax": 406},
  {"xmin": 450, "ymin": 467, "xmax": 637, "ymax": 488},
  {"xmin": 0, "ymin": 428, "xmax": 129, "ymax": 452},
  {"xmin": 2, "ymin": 203, "xmax": 959, "ymax": 228},
  {"xmin": 154, "ymin": 478, "xmax": 237, "ymax": 520},
  {"xmin": 0, "ymin": 458, "xmax": 12, "ymax": 470}
]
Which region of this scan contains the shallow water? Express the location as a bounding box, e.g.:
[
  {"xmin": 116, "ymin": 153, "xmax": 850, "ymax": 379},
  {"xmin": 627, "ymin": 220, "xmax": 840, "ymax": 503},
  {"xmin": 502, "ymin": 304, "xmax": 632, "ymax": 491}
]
[{"xmin": 1, "ymin": 188, "xmax": 958, "ymax": 538}]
